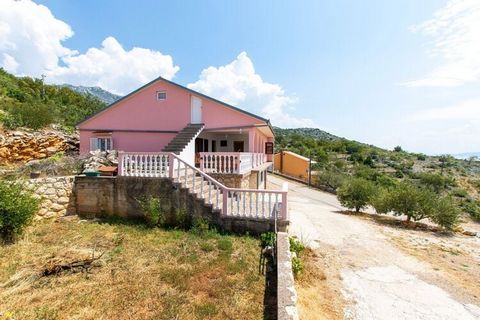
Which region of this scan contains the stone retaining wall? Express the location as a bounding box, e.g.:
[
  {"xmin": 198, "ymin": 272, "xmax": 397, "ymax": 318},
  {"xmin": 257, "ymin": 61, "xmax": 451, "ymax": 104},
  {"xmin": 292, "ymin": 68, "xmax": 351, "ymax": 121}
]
[
  {"xmin": 25, "ymin": 176, "xmax": 76, "ymax": 219},
  {"xmin": 277, "ymin": 232, "xmax": 299, "ymax": 320},
  {"xmin": 74, "ymin": 176, "xmax": 277, "ymax": 235}
]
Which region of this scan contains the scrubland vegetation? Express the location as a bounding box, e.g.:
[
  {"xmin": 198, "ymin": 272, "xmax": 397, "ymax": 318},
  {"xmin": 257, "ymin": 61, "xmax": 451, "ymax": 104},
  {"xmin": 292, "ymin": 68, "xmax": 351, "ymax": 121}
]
[
  {"xmin": 0, "ymin": 69, "xmax": 105, "ymax": 130},
  {"xmin": 275, "ymin": 128, "xmax": 480, "ymax": 229}
]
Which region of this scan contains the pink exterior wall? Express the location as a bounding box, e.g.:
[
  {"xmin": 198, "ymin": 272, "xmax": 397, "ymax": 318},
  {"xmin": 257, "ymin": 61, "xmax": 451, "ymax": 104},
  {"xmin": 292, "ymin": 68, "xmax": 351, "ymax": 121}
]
[
  {"xmin": 79, "ymin": 131, "xmax": 176, "ymax": 154},
  {"xmin": 78, "ymin": 78, "xmax": 273, "ymax": 154}
]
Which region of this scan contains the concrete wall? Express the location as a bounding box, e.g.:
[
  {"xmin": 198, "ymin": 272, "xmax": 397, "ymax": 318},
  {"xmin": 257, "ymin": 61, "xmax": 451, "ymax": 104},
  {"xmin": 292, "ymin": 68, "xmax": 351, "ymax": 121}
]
[
  {"xmin": 277, "ymin": 232, "xmax": 299, "ymax": 320},
  {"xmin": 74, "ymin": 176, "xmax": 276, "ymax": 235},
  {"xmin": 25, "ymin": 176, "xmax": 76, "ymax": 219}
]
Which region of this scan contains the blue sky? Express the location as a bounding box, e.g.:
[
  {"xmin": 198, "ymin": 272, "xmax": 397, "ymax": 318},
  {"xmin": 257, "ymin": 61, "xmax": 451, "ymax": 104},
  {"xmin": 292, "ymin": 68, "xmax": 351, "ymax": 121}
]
[{"xmin": 2, "ymin": 0, "xmax": 480, "ymax": 155}]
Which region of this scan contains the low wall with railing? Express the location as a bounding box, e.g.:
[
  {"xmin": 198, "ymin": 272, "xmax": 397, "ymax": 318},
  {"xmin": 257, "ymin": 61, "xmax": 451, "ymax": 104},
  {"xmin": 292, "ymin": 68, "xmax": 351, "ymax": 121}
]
[
  {"xmin": 74, "ymin": 176, "xmax": 287, "ymax": 234},
  {"xmin": 118, "ymin": 151, "xmax": 288, "ymax": 224}
]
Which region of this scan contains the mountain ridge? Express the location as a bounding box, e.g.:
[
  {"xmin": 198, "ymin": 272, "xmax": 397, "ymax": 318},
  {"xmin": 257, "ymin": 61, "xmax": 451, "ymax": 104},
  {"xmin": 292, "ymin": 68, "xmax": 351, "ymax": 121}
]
[{"xmin": 61, "ymin": 84, "xmax": 122, "ymax": 105}]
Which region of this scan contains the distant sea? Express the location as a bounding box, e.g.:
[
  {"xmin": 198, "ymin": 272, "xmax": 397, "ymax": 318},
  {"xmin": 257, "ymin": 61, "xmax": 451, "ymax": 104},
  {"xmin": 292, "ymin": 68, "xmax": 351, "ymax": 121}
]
[{"xmin": 452, "ymin": 152, "xmax": 480, "ymax": 160}]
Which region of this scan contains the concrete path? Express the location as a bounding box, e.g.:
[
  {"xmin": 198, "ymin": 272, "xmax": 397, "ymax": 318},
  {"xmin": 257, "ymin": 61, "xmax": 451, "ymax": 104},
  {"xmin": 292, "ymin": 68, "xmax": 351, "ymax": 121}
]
[{"xmin": 268, "ymin": 174, "xmax": 480, "ymax": 320}]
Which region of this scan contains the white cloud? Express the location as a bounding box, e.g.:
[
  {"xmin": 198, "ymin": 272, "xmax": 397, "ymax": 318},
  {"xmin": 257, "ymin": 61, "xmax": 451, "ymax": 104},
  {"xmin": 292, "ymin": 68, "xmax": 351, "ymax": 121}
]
[
  {"xmin": 0, "ymin": 0, "xmax": 74, "ymax": 76},
  {"xmin": 403, "ymin": 0, "xmax": 480, "ymax": 87},
  {"xmin": 188, "ymin": 52, "xmax": 314, "ymax": 127},
  {"xmin": 47, "ymin": 37, "xmax": 179, "ymax": 95},
  {"xmin": 0, "ymin": 0, "xmax": 179, "ymax": 95}
]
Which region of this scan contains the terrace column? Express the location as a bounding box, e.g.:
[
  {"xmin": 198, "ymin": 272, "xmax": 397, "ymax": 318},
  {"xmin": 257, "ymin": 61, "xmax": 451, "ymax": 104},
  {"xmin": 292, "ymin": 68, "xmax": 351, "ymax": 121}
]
[{"xmin": 248, "ymin": 129, "xmax": 255, "ymax": 153}]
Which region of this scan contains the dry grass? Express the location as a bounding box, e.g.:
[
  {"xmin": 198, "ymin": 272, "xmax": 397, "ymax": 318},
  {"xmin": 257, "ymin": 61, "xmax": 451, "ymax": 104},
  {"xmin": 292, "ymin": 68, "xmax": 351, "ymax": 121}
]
[
  {"xmin": 0, "ymin": 217, "xmax": 265, "ymax": 320},
  {"xmin": 295, "ymin": 247, "xmax": 345, "ymax": 320}
]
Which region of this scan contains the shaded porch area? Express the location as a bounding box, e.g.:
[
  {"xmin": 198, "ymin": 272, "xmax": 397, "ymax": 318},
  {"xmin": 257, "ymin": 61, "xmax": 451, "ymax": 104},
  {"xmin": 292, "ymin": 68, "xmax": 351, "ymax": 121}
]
[{"xmin": 194, "ymin": 128, "xmax": 271, "ymax": 175}]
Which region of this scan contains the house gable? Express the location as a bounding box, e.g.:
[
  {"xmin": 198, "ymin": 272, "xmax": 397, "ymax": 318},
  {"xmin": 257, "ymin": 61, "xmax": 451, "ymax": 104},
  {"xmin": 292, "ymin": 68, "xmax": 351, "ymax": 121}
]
[{"xmin": 78, "ymin": 77, "xmax": 273, "ymax": 136}]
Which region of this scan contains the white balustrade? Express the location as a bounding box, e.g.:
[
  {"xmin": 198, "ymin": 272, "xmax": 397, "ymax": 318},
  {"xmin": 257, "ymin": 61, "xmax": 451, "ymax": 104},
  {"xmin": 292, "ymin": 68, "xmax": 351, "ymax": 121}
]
[
  {"xmin": 117, "ymin": 151, "xmax": 287, "ymax": 221},
  {"xmin": 200, "ymin": 152, "xmax": 267, "ymax": 174},
  {"xmin": 119, "ymin": 152, "xmax": 170, "ymax": 177}
]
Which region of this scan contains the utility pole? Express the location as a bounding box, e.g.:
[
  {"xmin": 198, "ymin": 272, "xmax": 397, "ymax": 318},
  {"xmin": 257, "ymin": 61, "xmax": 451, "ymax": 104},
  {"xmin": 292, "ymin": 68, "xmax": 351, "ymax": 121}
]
[
  {"xmin": 308, "ymin": 152, "xmax": 312, "ymax": 187},
  {"xmin": 41, "ymin": 74, "xmax": 46, "ymax": 100}
]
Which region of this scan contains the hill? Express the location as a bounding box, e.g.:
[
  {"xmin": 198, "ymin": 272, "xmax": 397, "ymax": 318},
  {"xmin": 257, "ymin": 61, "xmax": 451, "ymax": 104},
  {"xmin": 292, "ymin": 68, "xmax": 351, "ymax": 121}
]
[
  {"xmin": 0, "ymin": 69, "xmax": 106, "ymax": 130},
  {"xmin": 62, "ymin": 84, "xmax": 122, "ymax": 104},
  {"xmin": 274, "ymin": 126, "xmax": 480, "ymax": 222},
  {"xmin": 274, "ymin": 127, "xmax": 341, "ymax": 141}
]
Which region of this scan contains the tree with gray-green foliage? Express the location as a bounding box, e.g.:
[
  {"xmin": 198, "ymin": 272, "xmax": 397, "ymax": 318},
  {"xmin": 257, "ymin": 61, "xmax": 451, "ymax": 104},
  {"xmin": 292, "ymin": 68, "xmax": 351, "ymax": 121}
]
[
  {"xmin": 337, "ymin": 177, "xmax": 376, "ymax": 213},
  {"xmin": 376, "ymin": 181, "xmax": 437, "ymax": 222},
  {"xmin": 432, "ymin": 196, "xmax": 460, "ymax": 231}
]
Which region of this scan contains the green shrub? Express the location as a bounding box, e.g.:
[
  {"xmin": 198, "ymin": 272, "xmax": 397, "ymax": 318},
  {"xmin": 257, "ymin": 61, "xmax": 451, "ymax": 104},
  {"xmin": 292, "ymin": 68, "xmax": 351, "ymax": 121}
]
[
  {"xmin": 4, "ymin": 102, "xmax": 54, "ymax": 129},
  {"xmin": 289, "ymin": 237, "xmax": 305, "ymax": 256},
  {"xmin": 337, "ymin": 177, "xmax": 376, "ymax": 212},
  {"xmin": 191, "ymin": 217, "xmax": 213, "ymax": 236},
  {"xmin": 462, "ymin": 199, "xmax": 480, "ymax": 221},
  {"xmin": 260, "ymin": 232, "xmax": 276, "ymax": 247},
  {"xmin": 291, "ymin": 256, "xmax": 304, "ymax": 276},
  {"xmin": 137, "ymin": 196, "xmax": 165, "ymax": 227},
  {"xmin": 432, "ymin": 196, "xmax": 460, "ymax": 231},
  {"xmin": 314, "ymin": 169, "xmax": 346, "ymax": 191},
  {"xmin": 0, "ymin": 180, "xmax": 40, "ymax": 243},
  {"xmin": 416, "ymin": 153, "xmax": 427, "ymax": 161},
  {"xmin": 414, "ymin": 172, "xmax": 454, "ymax": 193}
]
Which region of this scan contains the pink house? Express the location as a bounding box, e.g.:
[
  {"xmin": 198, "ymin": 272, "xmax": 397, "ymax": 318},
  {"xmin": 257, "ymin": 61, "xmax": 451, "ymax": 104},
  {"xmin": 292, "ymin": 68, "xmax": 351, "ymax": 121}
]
[{"xmin": 77, "ymin": 76, "xmax": 275, "ymax": 188}]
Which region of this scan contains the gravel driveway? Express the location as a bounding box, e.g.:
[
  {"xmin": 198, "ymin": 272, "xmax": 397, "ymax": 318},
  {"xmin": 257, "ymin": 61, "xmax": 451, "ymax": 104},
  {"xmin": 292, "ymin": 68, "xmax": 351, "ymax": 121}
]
[{"xmin": 268, "ymin": 174, "xmax": 480, "ymax": 320}]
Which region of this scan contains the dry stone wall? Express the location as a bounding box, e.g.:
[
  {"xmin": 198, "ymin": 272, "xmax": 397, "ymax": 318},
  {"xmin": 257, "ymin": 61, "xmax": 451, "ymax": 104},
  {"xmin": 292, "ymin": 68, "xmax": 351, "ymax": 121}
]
[
  {"xmin": 25, "ymin": 176, "xmax": 76, "ymax": 219},
  {"xmin": 0, "ymin": 128, "xmax": 78, "ymax": 165}
]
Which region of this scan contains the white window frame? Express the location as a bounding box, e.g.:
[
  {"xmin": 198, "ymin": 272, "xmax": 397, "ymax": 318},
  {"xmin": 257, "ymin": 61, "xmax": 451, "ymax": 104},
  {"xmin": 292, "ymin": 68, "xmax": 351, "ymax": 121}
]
[
  {"xmin": 90, "ymin": 137, "xmax": 113, "ymax": 152},
  {"xmin": 156, "ymin": 91, "xmax": 167, "ymax": 101}
]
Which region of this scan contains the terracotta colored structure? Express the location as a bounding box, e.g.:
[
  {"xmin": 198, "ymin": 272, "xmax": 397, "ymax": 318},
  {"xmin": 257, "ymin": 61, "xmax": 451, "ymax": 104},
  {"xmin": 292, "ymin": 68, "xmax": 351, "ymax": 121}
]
[{"xmin": 273, "ymin": 151, "xmax": 315, "ymax": 182}]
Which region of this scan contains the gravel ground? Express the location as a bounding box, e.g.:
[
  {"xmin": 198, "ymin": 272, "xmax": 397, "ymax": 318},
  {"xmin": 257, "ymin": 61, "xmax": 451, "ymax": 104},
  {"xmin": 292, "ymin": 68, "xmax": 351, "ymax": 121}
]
[{"xmin": 268, "ymin": 174, "xmax": 480, "ymax": 320}]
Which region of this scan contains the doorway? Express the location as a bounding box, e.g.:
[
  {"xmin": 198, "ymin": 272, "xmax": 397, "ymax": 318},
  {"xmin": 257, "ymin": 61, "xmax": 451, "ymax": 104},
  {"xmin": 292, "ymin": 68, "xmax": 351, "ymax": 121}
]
[
  {"xmin": 233, "ymin": 141, "xmax": 244, "ymax": 152},
  {"xmin": 191, "ymin": 96, "xmax": 202, "ymax": 124}
]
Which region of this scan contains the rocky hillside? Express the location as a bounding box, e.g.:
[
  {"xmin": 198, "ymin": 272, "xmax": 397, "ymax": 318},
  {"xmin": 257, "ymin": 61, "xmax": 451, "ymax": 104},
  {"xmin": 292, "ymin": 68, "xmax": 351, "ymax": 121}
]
[
  {"xmin": 62, "ymin": 84, "xmax": 122, "ymax": 104},
  {"xmin": 0, "ymin": 127, "xmax": 78, "ymax": 165},
  {"xmin": 274, "ymin": 127, "xmax": 341, "ymax": 141}
]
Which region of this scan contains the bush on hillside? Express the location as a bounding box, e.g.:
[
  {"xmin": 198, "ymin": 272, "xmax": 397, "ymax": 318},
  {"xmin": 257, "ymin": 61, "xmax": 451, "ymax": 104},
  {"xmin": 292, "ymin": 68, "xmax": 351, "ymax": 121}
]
[
  {"xmin": 313, "ymin": 169, "xmax": 346, "ymax": 192},
  {"xmin": 0, "ymin": 180, "xmax": 40, "ymax": 243},
  {"xmin": 432, "ymin": 196, "xmax": 460, "ymax": 231},
  {"xmin": 3, "ymin": 101, "xmax": 54, "ymax": 130},
  {"xmin": 413, "ymin": 172, "xmax": 454, "ymax": 193},
  {"xmin": 462, "ymin": 198, "xmax": 480, "ymax": 222},
  {"xmin": 337, "ymin": 177, "xmax": 376, "ymax": 213}
]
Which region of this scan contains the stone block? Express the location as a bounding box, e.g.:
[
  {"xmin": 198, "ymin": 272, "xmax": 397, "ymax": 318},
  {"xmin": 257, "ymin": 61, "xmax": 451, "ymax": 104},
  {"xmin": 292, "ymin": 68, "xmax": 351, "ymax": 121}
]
[{"xmin": 57, "ymin": 197, "xmax": 70, "ymax": 205}]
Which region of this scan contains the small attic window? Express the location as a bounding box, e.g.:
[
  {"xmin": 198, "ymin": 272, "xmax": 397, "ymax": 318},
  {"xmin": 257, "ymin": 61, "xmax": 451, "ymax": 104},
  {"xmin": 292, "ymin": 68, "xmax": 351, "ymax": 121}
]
[{"xmin": 157, "ymin": 91, "xmax": 167, "ymax": 100}]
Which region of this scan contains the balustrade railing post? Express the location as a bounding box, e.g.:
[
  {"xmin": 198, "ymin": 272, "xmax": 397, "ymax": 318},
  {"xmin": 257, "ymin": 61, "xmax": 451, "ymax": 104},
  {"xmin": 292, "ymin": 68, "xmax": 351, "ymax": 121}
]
[
  {"xmin": 118, "ymin": 152, "xmax": 124, "ymax": 176},
  {"xmin": 168, "ymin": 153, "xmax": 174, "ymax": 179},
  {"xmin": 222, "ymin": 189, "xmax": 228, "ymax": 215}
]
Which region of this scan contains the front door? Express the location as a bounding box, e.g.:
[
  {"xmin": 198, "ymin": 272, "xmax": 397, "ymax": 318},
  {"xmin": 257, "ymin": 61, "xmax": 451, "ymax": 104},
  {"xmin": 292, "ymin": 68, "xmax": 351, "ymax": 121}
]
[
  {"xmin": 191, "ymin": 96, "xmax": 202, "ymax": 124},
  {"xmin": 233, "ymin": 141, "xmax": 244, "ymax": 152}
]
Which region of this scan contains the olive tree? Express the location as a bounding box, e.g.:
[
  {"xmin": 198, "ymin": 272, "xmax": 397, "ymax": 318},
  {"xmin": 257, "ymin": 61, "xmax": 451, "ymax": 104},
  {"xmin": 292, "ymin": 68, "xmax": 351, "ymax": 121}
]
[{"xmin": 337, "ymin": 177, "xmax": 376, "ymax": 213}]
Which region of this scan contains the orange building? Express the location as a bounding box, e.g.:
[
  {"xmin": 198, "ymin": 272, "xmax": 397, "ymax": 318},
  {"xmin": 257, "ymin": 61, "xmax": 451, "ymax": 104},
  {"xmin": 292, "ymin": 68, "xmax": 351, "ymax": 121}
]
[{"xmin": 273, "ymin": 151, "xmax": 315, "ymax": 182}]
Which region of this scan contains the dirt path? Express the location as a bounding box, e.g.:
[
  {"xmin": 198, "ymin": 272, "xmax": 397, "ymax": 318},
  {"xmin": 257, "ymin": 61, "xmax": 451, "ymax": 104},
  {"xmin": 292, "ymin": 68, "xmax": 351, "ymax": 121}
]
[{"xmin": 268, "ymin": 175, "xmax": 480, "ymax": 320}]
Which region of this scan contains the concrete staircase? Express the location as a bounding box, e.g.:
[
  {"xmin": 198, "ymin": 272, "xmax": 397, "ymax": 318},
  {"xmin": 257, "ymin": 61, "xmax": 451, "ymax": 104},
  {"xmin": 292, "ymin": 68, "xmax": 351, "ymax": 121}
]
[{"xmin": 162, "ymin": 123, "xmax": 204, "ymax": 154}]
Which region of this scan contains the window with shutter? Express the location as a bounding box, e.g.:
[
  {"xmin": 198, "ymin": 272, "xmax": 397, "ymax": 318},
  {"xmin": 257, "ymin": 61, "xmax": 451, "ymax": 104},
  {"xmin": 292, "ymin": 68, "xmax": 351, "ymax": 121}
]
[{"xmin": 90, "ymin": 137, "xmax": 113, "ymax": 152}]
